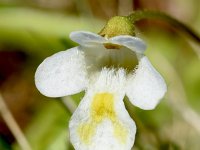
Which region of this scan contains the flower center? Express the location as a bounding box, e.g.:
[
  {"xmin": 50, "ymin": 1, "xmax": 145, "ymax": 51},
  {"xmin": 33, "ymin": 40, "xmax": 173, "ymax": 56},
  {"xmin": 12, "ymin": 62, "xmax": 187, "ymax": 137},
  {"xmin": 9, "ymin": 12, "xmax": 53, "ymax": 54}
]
[
  {"xmin": 84, "ymin": 45, "xmax": 138, "ymax": 73},
  {"xmin": 102, "ymin": 47, "xmax": 138, "ymax": 72},
  {"xmin": 77, "ymin": 93, "xmax": 127, "ymax": 144},
  {"xmin": 103, "ymin": 43, "xmax": 122, "ymax": 49}
]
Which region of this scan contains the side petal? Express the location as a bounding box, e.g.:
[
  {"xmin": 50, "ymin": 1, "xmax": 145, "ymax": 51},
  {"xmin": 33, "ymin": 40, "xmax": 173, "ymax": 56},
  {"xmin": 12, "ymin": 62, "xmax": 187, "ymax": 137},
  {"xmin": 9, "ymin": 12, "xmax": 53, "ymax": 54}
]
[
  {"xmin": 70, "ymin": 31, "xmax": 106, "ymax": 46},
  {"xmin": 126, "ymin": 56, "xmax": 167, "ymax": 110},
  {"xmin": 109, "ymin": 35, "xmax": 146, "ymax": 53},
  {"xmin": 35, "ymin": 47, "xmax": 88, "ymax": 97},
  {"xmin": 69, "ymin": 69, "xmax": 136, "ymax": 150}
]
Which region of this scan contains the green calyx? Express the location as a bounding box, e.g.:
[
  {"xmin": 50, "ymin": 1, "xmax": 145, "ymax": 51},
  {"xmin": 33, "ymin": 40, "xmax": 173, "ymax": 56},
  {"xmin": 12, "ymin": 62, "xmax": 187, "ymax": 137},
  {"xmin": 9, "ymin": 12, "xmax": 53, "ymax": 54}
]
[{"xmin": 99, "ymin": 16, "xmax": 135, "ymax": 38}]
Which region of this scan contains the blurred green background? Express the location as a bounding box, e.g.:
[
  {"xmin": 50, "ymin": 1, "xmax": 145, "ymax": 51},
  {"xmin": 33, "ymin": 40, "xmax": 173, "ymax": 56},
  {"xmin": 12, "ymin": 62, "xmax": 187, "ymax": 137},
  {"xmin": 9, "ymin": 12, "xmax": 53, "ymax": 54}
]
[{"xmin": 0, "ymin": 0, "xmax": 200, "ymax": 150}]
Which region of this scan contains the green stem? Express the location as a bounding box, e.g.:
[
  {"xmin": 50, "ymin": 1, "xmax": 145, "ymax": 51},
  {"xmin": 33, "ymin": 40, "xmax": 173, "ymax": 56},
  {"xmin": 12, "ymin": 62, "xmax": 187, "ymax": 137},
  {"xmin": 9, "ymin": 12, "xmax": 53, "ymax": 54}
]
[{"xmin": 128, "ymin": 10, "xmax": 200, "ymax": 43}]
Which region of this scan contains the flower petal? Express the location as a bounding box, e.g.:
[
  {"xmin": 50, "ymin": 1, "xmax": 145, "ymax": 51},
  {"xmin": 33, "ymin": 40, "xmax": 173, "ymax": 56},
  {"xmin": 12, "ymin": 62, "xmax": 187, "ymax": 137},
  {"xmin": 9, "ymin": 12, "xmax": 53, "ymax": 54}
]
[
  {"xmin": 70, "ymin": 31, "xmax": 106, "ymax": 46},
  {"xmin": 69, "ymin": 68, "xmax": 136, "ymax": 150},
  {"xmin": 126, "ymin": 56, "xmax": 167, "ymax": 110},
  {"xmin": 109, "ymin": 35, "xmax": 146, "ymax": 53},
  {"xmin": 35, "ymin": 47, "xmax": 88, "ymax": 97}
]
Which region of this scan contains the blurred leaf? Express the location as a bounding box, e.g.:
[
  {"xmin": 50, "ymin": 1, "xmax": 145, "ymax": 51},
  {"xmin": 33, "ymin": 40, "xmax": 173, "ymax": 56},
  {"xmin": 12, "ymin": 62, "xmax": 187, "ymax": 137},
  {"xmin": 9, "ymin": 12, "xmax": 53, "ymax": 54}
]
[
  {"xmin": 12, "ymin": 99, "xmax": 71, "ymax": 150},
  {"xmin": 0, "ymin": 8, "xmax": 103, "ymax": 56},
  {"xmin": 0, "ymin": 136, "xmax": 12, "ymax": 150}
]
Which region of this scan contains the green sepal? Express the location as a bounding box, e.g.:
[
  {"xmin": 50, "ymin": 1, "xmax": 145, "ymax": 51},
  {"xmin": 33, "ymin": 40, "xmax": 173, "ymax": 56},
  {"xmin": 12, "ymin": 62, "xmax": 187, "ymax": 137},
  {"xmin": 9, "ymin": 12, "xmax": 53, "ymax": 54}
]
[{"xmin": 99, "ymin": 16, "xmax": 135, "ymax": 38}]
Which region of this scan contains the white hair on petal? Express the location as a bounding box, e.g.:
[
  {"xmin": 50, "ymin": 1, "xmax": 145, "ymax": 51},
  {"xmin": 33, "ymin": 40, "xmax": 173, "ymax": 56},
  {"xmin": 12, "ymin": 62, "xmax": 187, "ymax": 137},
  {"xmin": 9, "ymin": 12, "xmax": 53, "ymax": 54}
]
[{"xmin": 88, "ymin": 68, "xmax": 127, "ymax": 94}]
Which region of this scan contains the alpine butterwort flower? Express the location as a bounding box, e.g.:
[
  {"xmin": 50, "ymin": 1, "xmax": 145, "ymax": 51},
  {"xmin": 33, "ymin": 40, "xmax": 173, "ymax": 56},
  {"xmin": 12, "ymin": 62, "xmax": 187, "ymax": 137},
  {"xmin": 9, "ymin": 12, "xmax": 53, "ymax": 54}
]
[{"xmin": 35, "ymin": 16, "xmax": 167, "ymax": 150}]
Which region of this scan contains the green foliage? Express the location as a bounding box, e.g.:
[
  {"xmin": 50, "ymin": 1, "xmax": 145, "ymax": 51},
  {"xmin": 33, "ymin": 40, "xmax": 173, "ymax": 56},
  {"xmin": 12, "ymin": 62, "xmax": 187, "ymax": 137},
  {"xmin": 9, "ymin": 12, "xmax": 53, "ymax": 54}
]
[
  {"xmin": 0, "ymin": 136, "xmax": 12, "ymax": 150},
  {"xmin": 12, "ymin": 99, "xmax": 71, "ymax": 150},
  {"xmin": 0, "ymin": 4, "xmax": 200, "ymax": 150}
]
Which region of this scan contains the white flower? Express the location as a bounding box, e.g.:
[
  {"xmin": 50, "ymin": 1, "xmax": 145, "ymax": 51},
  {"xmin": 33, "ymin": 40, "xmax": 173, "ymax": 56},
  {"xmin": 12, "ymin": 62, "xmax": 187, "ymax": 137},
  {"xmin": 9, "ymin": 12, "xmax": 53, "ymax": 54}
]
[{"xmin": 35, "ymin": 31, "xmax": 167, "ymax": 150}]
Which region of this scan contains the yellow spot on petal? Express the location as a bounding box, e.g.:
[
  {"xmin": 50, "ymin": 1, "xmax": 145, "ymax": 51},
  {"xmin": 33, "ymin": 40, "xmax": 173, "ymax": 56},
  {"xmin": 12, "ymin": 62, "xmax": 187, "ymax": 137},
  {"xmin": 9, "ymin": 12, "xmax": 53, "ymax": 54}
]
[
  {"xmin": 91, "ymin": 93, "xmax": 115, "ymax": 122},
  {"xmin": 113, "ymin": 123, "xmax": 128, "ymax": 143},
  {"xmin": 78, "ymin": 93, "xmax": 128, "ymax": 144},
  {"xmin": 78, "ymin": 123, "xmax": 96, "ymax": 144}
]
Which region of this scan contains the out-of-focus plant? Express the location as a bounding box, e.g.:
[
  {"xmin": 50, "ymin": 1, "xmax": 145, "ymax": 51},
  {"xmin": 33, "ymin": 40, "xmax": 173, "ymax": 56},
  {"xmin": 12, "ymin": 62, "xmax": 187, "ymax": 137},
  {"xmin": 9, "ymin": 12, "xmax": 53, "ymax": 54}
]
[{"xmin": 0, "ymin": 1, "xmax": 200, "ymax": 150}]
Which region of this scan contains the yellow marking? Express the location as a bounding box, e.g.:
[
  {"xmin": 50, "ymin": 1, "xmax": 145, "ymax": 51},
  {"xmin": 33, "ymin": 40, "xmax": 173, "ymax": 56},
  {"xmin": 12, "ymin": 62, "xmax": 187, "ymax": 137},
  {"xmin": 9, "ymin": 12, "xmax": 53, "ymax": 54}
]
[
  {"xmin": 78, "ymin": 123, "xmax": 95, "ymax": 144},
  {"xmin": 78, "ymin": 93, "xmax": 127, "ymax": 144},
  {"xmin": 113, "ymin": 123, "xmax": 128, "ymax": 143},
  {"xmin": 91, "ymin": 93, "xmax": 115, "ymax": 122}
]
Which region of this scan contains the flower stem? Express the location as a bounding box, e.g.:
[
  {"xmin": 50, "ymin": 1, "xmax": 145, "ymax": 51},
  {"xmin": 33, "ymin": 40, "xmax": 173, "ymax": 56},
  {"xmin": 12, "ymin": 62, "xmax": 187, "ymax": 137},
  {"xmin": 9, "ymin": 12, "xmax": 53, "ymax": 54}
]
[
  {"xmin": 61, "ymin": 96, "xmax": 77, "ymax": 114},
  {"xmin": 0, "ymin": 93, "xmax": 32, "ymax": 150},
  {"xmin": 128, "ymin": 10, "xmax": 200, "ymax": 43}
]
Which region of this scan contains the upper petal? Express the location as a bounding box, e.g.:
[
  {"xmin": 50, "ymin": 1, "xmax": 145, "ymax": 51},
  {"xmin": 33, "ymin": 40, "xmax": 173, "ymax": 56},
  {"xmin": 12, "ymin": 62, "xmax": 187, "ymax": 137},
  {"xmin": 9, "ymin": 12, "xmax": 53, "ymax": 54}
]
[
  {"xmin": 126, "ymin": 55, "xmax": 167, "ymax": 110},
  {"xmin": 69, "ymin": 68, "xmax": 136, "ymax": 150},
  {"xmin": 70, "ymin": 31, "xmax": 106, "ymax": 46},
  {"xmin": 109, "ymin": 35, "xmax": 146, "ymax": 53},
  {"xmin": 35, "ymin": 47, "xmax": 88, "ymax": 97}
]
